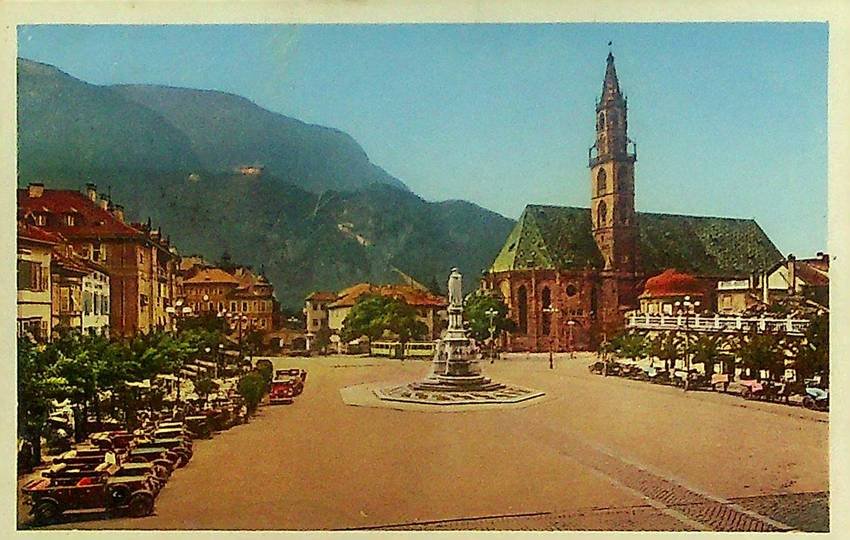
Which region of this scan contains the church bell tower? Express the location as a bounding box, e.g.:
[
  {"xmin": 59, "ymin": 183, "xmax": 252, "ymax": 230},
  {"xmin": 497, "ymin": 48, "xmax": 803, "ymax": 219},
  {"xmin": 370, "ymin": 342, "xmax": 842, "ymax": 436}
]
[{"xmin": 589, "ymin": 51, "xmax": 637, "ymax": 274}]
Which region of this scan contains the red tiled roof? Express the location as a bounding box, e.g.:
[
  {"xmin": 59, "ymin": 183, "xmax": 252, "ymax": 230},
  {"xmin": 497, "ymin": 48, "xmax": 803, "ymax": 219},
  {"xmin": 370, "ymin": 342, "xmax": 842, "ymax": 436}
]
[
  {"xmin": 306, "ymin": 291, "xmax": 338, "ymax": 302},
  {"xmin": 51, "ymin": 249, "xmax": 90, "ymax": 275},
  {"xmin": 184, "ymin": 268, "xmax": 240, "ymax": 285},
  {"xmin": 329, "ymin": 283, "xmax": 447, "ymax": 309},
  {"xmin": 639, "ymin": 269, "xmax": 706, "ymax": 299},
  {"xmin": 795, "ymin": 261, "xmax": 829, "ymax": 287},
  {"xmin": 17, "ymin": 222, "xmax": 63, "ymax": 245},
  {"xmin": 18, "ymin": 188, "xmax": 144, "ymax": 240}
]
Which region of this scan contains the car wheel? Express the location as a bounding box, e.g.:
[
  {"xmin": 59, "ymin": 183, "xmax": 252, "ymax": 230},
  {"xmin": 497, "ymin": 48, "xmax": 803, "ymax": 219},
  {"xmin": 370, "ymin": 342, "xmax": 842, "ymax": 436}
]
[
  {"xmin": 803, "ymin": 396, "xmax": 816, "ymax": 410},
  {"xmin": 109, "ymin": 484, "xmax": 131, "ymax": 507},
  {"xmin": 152, "ymin": 464, "xmax": 169, "ymax": 480},
  {"xmin": 741, "ymin": 388, "xmax": 752, "ymax": 400},
  {"xmin": 127, "ymin": 490, "xmax": 155, "ymax": 518},
  {"xmin": 33, "ymin": 500, "xmax": 60, "ymax": 526}
]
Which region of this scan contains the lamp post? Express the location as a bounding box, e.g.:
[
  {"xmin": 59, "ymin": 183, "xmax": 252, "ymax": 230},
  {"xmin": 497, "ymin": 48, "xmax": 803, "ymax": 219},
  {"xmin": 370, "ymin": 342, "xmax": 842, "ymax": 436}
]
[
  {"xmin": 567, "ymin": 319, "xmax": 577, "ymax": 359},
  {"xmin": 674, "ymin": 295, "xmax": 701, "ymax": 392},
  {"xmin": 542, "ymin": 305, "xmax": 559, "ymax": 369},
  {"xmin": 484, "ymin": 307, "xmax": 498, "ymax": 364}
]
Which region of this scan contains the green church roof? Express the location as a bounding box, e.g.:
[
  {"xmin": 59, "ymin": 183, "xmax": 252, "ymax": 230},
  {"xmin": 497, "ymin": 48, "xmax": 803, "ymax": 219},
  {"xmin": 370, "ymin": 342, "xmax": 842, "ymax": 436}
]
[{"xmin": 490, "ymin": 205, "xmax": 783, "ymax": 278}]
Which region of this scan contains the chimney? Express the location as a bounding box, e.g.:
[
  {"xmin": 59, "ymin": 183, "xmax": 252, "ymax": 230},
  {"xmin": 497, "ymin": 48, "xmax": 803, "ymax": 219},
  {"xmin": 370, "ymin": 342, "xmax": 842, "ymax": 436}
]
[
  {"xmin": 28, "ymin": 182, "xmax": 44, "ymax": 198},
  {"xmin": 85, "ymin": 182, "xmax": 97, "ymax": 202},
  {"xmin": 113, "ymin": 204, "xmax": 125, "ymax": 223},
  {"xmin": 98, "ymin": 195, "xmax": 109, "ymax": 211},
  {"xmin": 822, "ymin": 252, "xmax": 829, "ymax": 264},
  {"xmin": 787, "ymin": 254, "xmax": 797, "ymax": 294}
]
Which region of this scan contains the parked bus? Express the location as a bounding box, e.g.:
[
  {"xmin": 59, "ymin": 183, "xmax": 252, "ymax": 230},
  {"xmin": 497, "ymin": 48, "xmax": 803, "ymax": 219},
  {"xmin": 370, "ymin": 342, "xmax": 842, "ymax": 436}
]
[
  {"xmin": 403, "ymin": 342, "xmax": 436, "ymax": 358},
  {"xmin": 370, "ymin": 341, "xmax": 403, "ymax": 358}
]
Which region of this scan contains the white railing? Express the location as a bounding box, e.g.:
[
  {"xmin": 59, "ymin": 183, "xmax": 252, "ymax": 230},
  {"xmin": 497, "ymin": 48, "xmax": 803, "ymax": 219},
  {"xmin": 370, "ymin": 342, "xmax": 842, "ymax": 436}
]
[{"xmin": 626, "ymin": 313, "xmax": 810, "ymax": 336}]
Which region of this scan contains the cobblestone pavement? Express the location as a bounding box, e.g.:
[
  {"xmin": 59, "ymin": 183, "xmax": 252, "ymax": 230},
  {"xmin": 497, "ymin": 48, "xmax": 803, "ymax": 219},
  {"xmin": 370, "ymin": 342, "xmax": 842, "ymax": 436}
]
[{"xmin": 365, "ymin": 491, "xmax": 828, "ymax": 531}]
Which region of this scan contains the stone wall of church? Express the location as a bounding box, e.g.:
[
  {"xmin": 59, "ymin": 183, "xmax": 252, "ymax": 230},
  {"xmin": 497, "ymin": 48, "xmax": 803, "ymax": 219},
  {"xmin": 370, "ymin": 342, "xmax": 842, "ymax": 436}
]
[{"xmin": 483, "ymin": 269, "xmax": 608, "ymax": 352}]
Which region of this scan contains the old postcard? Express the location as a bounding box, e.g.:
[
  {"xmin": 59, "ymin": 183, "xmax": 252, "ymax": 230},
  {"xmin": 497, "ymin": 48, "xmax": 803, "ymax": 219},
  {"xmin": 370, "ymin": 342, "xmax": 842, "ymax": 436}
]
[{"xmin": 5, "ymin": 1, "xmax": 848, "ymax": 535}]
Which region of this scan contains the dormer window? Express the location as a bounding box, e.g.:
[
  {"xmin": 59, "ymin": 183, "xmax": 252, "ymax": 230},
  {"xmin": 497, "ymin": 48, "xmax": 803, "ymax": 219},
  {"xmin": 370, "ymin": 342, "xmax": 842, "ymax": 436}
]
[
  {"xmin": 64, "ymin": 214, "xmax": 76, "ymax": 226},
  {"xmin": 34, "ymin": 214, "xmax": 47, "ymax": 226}
]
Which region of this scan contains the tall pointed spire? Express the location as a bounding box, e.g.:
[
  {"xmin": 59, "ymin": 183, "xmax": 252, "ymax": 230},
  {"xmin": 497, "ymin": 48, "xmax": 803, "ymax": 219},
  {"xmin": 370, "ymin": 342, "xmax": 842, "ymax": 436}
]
[{"xmin": 601, "ymin": 51, "xmax": 622, "ymax": 103}]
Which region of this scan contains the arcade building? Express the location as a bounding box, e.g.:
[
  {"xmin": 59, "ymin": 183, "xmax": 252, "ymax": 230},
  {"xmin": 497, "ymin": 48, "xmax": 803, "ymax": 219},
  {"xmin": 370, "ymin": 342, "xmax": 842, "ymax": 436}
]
[{"xmin": 481, "ymin": 52, "xmax": 783, "ymax": 352}]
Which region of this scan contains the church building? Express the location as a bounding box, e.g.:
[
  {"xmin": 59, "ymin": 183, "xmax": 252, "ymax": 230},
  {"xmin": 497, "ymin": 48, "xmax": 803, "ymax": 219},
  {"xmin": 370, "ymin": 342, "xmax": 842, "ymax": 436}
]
[{"xmin": 481, "ymin": 52, "xmax": 783, "ymax": 352}]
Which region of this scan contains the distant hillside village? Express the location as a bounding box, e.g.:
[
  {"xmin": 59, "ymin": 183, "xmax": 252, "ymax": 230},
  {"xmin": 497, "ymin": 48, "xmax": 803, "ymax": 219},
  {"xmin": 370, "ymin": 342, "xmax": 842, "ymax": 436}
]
[{"xmin": 17, "ymin": 182, "xmax": 279, "ymax": 346}]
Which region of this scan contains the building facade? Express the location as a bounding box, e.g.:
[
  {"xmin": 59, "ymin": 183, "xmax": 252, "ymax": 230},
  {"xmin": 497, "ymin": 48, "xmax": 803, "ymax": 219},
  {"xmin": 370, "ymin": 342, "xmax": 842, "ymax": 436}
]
[
  {"xmin": 17, "ymin": 223, "xmax": 59, "ymax": 341},
  {"xmin": 180, "ymin": 266, "xmax": 277, "ymax": 333},
  {"xmin": 482, "ymin": 53, "xmax": 784, "ymax": 352},
  {"xmin": 18, "ymin": 183, "xmax": 176, "ymax": 337}
]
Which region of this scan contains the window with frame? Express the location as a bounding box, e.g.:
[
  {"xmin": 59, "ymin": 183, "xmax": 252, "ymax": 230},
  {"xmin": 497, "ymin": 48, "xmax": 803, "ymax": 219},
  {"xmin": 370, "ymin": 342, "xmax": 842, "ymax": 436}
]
[
  {"xmin": 34, "ymin": 214, "xmax": 47, "ymax": 226},
  {"xmin": 597, "ymin": 169, "xmax": 607, "ymax": 196}
]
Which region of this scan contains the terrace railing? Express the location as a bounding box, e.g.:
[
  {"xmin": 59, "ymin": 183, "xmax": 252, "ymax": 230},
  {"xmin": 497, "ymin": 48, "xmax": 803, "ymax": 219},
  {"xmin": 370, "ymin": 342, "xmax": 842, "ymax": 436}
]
[{"xmin": 626, "ymin": 313, "xmax": 810, "ymax": 336}]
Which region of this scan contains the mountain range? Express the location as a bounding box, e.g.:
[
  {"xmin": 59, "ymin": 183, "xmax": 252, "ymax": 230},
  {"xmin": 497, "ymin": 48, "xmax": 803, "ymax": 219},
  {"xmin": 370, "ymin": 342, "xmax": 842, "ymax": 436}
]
[{"xmin": 17, "ymin": 58, "xmax": 514, "ymax": 308}]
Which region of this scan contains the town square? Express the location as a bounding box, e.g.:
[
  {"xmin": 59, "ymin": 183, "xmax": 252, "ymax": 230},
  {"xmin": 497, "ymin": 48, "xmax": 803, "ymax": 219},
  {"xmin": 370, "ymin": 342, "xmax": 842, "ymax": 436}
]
[{"xmin": 11, "ymin": 17, "xmax": 838, "ymax": 534}]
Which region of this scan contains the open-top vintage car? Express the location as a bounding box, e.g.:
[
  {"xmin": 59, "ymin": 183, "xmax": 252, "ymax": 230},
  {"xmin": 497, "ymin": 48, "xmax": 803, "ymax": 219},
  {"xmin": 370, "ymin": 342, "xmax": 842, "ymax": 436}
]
[
  {"xmin": 133, "ymin": 437, "xmax": 192, "ymax": 467},
  {"xmin": 53, "ymin": 446, "xmax": 126, "ymax": 467},
  {"xmin": 22, "ymin": 462, "xmax": 158, "ymax": 525},
  {"xmin": 184, "ymin": 415, "xmax": 213, "ymax": 439},
  {"xmin": 42, "ymin": 461, "xmax": 167, "ymax": 494},
  {"xmin": 269, "ymin": 369, "xmax": 307, "ymax": 405},
  {"xmin": 126, "ymin": 446, "xmax": 181, "ymax": 473},
  {"xmin": 89, "ymin": 431, "xmax": 136, "ymax": 451}
]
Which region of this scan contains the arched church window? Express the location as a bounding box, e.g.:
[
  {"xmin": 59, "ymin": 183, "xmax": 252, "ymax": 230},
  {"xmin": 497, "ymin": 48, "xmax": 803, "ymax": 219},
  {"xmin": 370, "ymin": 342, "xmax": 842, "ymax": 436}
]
[
  {"xmin": 597, "ymin": 201, "xmax": 608, "ymax": 228},
  {"xmin": 597, "ymin": 112, "xmax": 605, "ymax": 130},
  {"xmin": 541, "ymin": 287, "xmax": 551, "ymax": 336},
  {"xmin": 517, "ymin": 286, "xmax": 528, "ymax": 334},
  {"xmin": 596, "ymin": 169, "xmax": 607, "ymax": 196},
  {"xmin": 565, "ymin": 284, "xmax": 578, "ymax": 297}
]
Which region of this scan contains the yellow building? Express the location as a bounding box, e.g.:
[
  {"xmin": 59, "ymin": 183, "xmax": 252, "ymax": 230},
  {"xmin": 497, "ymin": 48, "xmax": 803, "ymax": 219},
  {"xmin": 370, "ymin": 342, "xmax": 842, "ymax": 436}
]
[{"xmin": 17, "ymin": 223, "xmax": 59, "ymax": 341}]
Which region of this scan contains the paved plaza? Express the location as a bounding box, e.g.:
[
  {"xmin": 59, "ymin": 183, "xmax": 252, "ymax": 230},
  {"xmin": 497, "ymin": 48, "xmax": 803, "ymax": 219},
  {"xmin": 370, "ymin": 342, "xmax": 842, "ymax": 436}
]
[{"xmin": 42, "ymin": 353, "xmax": 828, "ymax": 531}]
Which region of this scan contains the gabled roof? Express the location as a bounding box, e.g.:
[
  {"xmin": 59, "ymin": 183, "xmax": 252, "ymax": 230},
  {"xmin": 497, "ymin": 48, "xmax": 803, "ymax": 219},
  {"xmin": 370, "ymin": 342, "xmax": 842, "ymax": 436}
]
[
  {"xmin": 183, "ymin": 268, "xmax": 240, "ymax": 285},
  {"xmin": 306, "ymin": 291, "xmax": 338, "ymax": 302},
  {"xmin": 18, "ymin": 222, "xmax": 62, "ymax": 246},
  {"xmin": 490, "ymin": 205, "xmax": 783, "ymax": 279},
  {"xmin": 18, "ymin": 188, "xmax": 144, "ymax": 240}
]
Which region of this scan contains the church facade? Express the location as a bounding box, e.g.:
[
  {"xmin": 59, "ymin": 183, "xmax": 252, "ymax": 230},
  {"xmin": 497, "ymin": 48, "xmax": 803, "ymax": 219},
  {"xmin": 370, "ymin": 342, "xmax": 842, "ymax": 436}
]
[{"xmin": 481, "ymin": 53, "xmax": 783, "ymax": 352}]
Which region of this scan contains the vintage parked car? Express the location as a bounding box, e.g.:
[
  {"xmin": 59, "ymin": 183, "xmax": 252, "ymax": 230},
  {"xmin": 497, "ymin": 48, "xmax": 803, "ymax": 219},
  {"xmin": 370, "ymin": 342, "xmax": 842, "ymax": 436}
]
[
  {"xmin": 184, "ymin": 415, "xmax": 213, "ymax": 439},
  {"xmin": 89, "ymin": 431, "xmax": 136, "ymax": 451},
  {"xmin": 133, "ymin": 438, "xmax": 192, "ymax": 467},
  {"xmin": 21, "ymin": 462, "xmax": 158, "ymax": 525},
  {"xmin": 588, "ymin": 361, "xmax": 605, "ymax": 375},
  {"xmin": 43, "ymin": 461, "xmax": 166, "ymax": 494},
  {"xmin": 126, "ymin": 446, "xmax": 181, "ymax": 473},
  {"xmin": 801, "ymin": 386, "xmax": 829, "ymax": 411},
  {"xmin": 53, "ymin": 447, "xmax": 126, "ymax": 467},
  {"xmin": 269, "ymin": 369, "xmax": 307, "ymax": 405}
]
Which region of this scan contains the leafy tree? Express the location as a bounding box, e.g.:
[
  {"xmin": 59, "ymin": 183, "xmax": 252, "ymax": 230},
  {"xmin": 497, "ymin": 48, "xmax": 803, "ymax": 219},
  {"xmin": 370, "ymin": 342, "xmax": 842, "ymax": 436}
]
[
  {"xmin": 690, "ymin": 333, "xmax": 726, "ymax": 377},
  {"xmin": 794, "ymin": 312, "xmax": 829, "ymax": 383},
  {"xmin": 177, "ymin": 314, "xmax": 229, "ymax": 335},
  {"xmin": 18, "ymin": 338, "xmax": 67, "ymax": 469},
  {"xmin": 464, "ymin": 292, "xmax": 516, "ymax": 342},
  {"xmin": 340, "ymin": 294, "xmax": 428, "ymax": 343},
  {"xmin": 613, "ymin": 331, "xmax": 648, "ymax": 362},
  {"xmin": 650, "ymin": 330, "xmax": 682, "ymax": 371},
  {"xmin": 735, "ymin": 331, "xmax": 785, "ymax": 381},
  {"xmin": 313, "ymin": 326, "xmax": 332, "ymax": 352},
  {"xmin": 237, "ymin": 372, "xmax": 266, "ymax": 413}
]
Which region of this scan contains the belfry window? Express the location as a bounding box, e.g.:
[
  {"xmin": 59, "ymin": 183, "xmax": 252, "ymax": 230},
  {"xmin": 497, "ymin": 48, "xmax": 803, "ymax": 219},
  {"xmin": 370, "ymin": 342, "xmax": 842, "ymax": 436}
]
[
  {"xmin": 596, "ymin": 169, "xmax": 607, "ymax": 196},
  {"xmin": 597, "ymin": 201, "xmax": 608, "ymax": 228}
]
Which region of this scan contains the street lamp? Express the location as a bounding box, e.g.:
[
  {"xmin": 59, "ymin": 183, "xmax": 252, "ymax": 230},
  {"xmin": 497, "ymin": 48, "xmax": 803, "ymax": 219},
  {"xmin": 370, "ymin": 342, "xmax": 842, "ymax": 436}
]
[
  {"xmin": 567, "ymin": 319, "xmax": 577, "ymax": 359},
  {"xmin": 484, "ymin": 307, "xmax": 498, "ymax": 364},
  {"xmin": 542, "ymin": 305, "xmax": 559, "ymax": 369},
  {"xmin": 675, "ymin": 295, "xmax": 701, "ymax": 392}
]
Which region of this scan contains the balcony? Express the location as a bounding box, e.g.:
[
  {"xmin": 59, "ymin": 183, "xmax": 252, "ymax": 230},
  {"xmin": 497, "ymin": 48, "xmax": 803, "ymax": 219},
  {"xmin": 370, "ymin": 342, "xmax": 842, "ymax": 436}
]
[
  {"xmin": 588, "ymin": 141, "xmax": 637, "ymax": 168},
  {"xmin": 626, "ymin": 313, "xmax": 810, "ymax": 336}
]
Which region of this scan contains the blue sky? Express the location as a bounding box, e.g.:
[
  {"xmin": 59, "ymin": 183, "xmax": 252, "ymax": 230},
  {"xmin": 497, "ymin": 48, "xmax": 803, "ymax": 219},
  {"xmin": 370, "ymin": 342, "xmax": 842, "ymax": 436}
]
[{"xmin": 17, "ymin": 23, "xmax": 827, "ymax": 255}]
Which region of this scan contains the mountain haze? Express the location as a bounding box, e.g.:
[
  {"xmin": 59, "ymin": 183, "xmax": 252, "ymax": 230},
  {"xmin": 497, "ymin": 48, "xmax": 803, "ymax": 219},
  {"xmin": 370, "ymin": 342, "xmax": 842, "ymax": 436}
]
[{"xmin": 16, "ymin": 58, "xmax": 514, "ymax": 307}]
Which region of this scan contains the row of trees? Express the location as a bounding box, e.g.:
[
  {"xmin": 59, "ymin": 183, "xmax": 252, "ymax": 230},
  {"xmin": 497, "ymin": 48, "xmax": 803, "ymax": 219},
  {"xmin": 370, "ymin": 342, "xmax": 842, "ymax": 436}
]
[
  {"xmin": 18, "ymin": 323, "xmax": 225, "ymax": 468},
  {"xmin": 603, "ymin": 312, "xmax": 829, "ymax": 382},
  {"xmin": 338, "ymin": 292, "xmax": 515, "ymax": 345}
]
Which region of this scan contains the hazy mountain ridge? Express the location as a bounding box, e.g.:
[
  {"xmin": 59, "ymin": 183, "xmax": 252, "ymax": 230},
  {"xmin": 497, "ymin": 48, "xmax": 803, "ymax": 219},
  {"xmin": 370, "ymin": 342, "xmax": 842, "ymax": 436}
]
[{"xmin": 16, "ymin": 57, "xmax": 515, "ymax": 308}]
